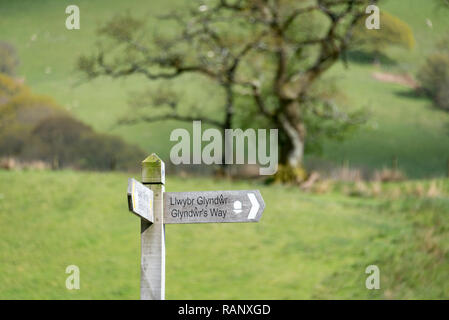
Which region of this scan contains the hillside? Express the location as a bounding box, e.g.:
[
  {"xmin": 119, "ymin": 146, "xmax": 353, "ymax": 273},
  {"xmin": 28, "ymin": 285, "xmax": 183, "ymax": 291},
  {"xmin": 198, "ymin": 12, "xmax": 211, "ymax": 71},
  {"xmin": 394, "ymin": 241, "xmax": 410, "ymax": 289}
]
[
  {"xmin": 0, "ymin": 0, "xmax": 448, "ymax": 178},
  {"xmin": 0, "ymin": 170, "xmax": 448, "ymax": 299}
]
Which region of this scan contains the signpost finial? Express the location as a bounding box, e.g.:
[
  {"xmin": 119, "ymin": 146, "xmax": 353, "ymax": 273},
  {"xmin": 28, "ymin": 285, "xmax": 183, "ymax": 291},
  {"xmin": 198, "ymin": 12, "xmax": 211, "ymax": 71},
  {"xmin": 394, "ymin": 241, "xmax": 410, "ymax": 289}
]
[{"xmin": 142, "ymin": 153, "xmax": 165, "ymax": 184}]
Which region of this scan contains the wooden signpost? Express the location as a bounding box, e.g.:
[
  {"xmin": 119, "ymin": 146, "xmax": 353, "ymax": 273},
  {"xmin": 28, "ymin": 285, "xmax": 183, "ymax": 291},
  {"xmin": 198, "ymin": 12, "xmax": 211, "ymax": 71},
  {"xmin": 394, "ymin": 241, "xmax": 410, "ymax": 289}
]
[{"xmin": 127, "ymin": 153, "xmax": 266, "ymax": 300}]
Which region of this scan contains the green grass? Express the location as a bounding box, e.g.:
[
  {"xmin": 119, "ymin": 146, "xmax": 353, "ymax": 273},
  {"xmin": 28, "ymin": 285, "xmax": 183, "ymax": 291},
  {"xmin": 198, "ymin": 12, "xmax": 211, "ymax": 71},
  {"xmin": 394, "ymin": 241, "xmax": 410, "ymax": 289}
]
[
  {"xmin": 0, "ymin": 170, "xmax": 448, "ymax": 299},
  {"xmin": 0, "ymin": 0, "xmax": 449, "ymax": 178},
  {"xmin": 322, "ymin": 63, "xmax": 449, "ymax": 178},
  {"xmin": 1, "ymin": 0, "xmax": 448, "ymax": 300}
]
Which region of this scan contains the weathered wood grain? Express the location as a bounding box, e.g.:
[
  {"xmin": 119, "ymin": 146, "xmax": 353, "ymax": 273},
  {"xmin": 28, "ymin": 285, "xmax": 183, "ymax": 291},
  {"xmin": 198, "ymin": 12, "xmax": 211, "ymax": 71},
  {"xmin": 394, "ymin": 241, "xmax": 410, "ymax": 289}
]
[{"xmin": 140, "ymin": 154, "xmax": 165, "ymax": 300}]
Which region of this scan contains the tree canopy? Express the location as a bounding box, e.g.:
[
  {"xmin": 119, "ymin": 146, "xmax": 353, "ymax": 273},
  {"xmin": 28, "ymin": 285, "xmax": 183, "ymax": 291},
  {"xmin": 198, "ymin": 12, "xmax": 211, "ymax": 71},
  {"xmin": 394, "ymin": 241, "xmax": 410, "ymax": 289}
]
[{"xmin": 79, "ymin": 0, "xmax": 381, "ymax": 173}]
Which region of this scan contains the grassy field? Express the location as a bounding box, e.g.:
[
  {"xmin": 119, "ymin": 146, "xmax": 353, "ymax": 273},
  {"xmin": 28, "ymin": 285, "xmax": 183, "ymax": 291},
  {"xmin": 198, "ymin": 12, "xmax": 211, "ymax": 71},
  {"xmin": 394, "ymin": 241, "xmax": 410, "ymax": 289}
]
[
  {"xmin": 0, "ymin": 0, "xmax": 448, "ymax": 178},
  {"xmin": 0, "ymin": 170, "xmax": 448, "ymax": 299},
  {"xmin": 0, "ymin": 0, "xmax": 448, "ymax": 300}
]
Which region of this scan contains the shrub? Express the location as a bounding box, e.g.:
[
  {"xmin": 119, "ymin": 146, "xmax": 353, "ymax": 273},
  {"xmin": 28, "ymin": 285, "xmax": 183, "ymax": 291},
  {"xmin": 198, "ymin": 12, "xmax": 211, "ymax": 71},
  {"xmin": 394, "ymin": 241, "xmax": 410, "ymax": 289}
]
[
  {"xmin": 0, "ymin": 74, "xmax": 67, "ymax": 157},
  {"xmin": 0, "ymin": 41, "xmax": 20, "ymax": 76},
  {"xmin": 0, "ymin": 124, "xmax": 30, "ymax": 157},
  {"xmin": 0, "ymin": 61, "xmax": 145, "ymax": 172},
  {"xmin": 3, "ymin": 92, "xmax": 66, "ymax": 125},
  {"xmin": 0, "ymin": 75, "xmax": 66, "ymax": 130},
  {"xmin": 29, "ymin": 116, "xmax": 93, "ymax": 169},
  {"xmin": 417, "ymin": 51, "xmax": 449, "ymax": 111},
  {"xmin": 0, "ymin": 73, "xmax": 24, "ymax": 104},
  {"xmin": 267, "ymin": 164, "xmax": 307, "ymax": 185},
  {"xmin": 352, "ymin": 11, "xmax": 415, "ymax": 61},
  {"xmin": 28, "ymin": 116, "xmax": 145, "ymax": 171},
  {"xmin": 78, "ymin": 132, "xmax": 145, "ymax": 171}
]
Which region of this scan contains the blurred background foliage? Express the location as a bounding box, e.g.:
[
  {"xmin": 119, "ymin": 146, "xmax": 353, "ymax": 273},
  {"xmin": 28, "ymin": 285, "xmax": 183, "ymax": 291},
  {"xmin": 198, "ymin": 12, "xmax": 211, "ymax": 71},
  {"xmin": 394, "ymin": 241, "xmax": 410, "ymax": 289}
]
[
  {"xmin": 1, "ymin": 0, "xmax": 447, "ymax": 178},
  {"xmin": 0, "ymin": 41, "xmax": 20, "ymax": 76},
  {"xmin": 352, "ymin": 10, "xmax": 415, "ymax": 61},
  {"xmin": 0, "ymin": 0, "xmax": 448, "ymax": 300},
  {"xmin": 417, "ymin": 37, "xmax": 449, "ymax": 112},
  {"xmin": 0, "ymin": 72, "xmax": 144, "ymax": 171}
]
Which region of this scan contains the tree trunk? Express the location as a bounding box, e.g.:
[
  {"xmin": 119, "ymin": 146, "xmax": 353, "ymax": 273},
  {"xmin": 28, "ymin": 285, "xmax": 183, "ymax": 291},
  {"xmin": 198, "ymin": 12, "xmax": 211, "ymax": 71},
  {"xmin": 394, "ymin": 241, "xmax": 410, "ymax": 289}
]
[
  {"xmin": 277, "ymin": 101, "xmax": 306, "ymax": 168},
  {"xmin": 278, "ymin": 115, "xmax": 304, "ymax": 168}
]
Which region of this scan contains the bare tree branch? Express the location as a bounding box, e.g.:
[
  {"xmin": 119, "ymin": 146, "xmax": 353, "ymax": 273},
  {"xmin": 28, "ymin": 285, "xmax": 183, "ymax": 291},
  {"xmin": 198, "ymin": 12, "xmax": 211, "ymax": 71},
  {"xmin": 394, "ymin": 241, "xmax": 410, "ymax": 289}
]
[{"xmin": 118, "ymin": 113, "xmax": 224, "ymax": 128}]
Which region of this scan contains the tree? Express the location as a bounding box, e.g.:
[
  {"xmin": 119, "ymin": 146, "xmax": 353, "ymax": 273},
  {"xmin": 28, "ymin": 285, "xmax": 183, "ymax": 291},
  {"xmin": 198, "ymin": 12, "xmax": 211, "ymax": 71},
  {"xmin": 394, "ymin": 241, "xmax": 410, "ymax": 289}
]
[{"xmin": 79, "ymin": 0, "xmax": 378, "ymax": 173}]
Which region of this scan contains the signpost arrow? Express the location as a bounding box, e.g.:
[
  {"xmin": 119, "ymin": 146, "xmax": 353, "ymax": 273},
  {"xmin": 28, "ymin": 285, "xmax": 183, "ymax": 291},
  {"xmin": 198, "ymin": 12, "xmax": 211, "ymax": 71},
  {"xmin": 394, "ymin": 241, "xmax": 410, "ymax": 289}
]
[
  {"xmin": 163, "ymin": 190, "xmax": 265, "ymax": 224},
  {"xmin": 127, "ymin": 178, "xmax": 154, "ymax": 223}
]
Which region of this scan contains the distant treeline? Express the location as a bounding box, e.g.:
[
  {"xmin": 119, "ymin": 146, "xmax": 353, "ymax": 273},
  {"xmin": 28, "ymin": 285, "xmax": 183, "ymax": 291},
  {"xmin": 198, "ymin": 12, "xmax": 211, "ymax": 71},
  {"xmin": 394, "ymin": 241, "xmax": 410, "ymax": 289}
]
[{"xmin": 0, "ymin": 73, "xmax": 145, "ymax": 171}]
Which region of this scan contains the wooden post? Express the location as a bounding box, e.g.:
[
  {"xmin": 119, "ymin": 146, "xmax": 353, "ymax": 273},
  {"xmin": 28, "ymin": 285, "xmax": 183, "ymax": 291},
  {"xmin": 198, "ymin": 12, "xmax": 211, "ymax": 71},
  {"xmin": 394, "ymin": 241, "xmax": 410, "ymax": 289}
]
[{"xmin": 140, "ymin": 154, "xmax": 165, "ymax": 300}]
